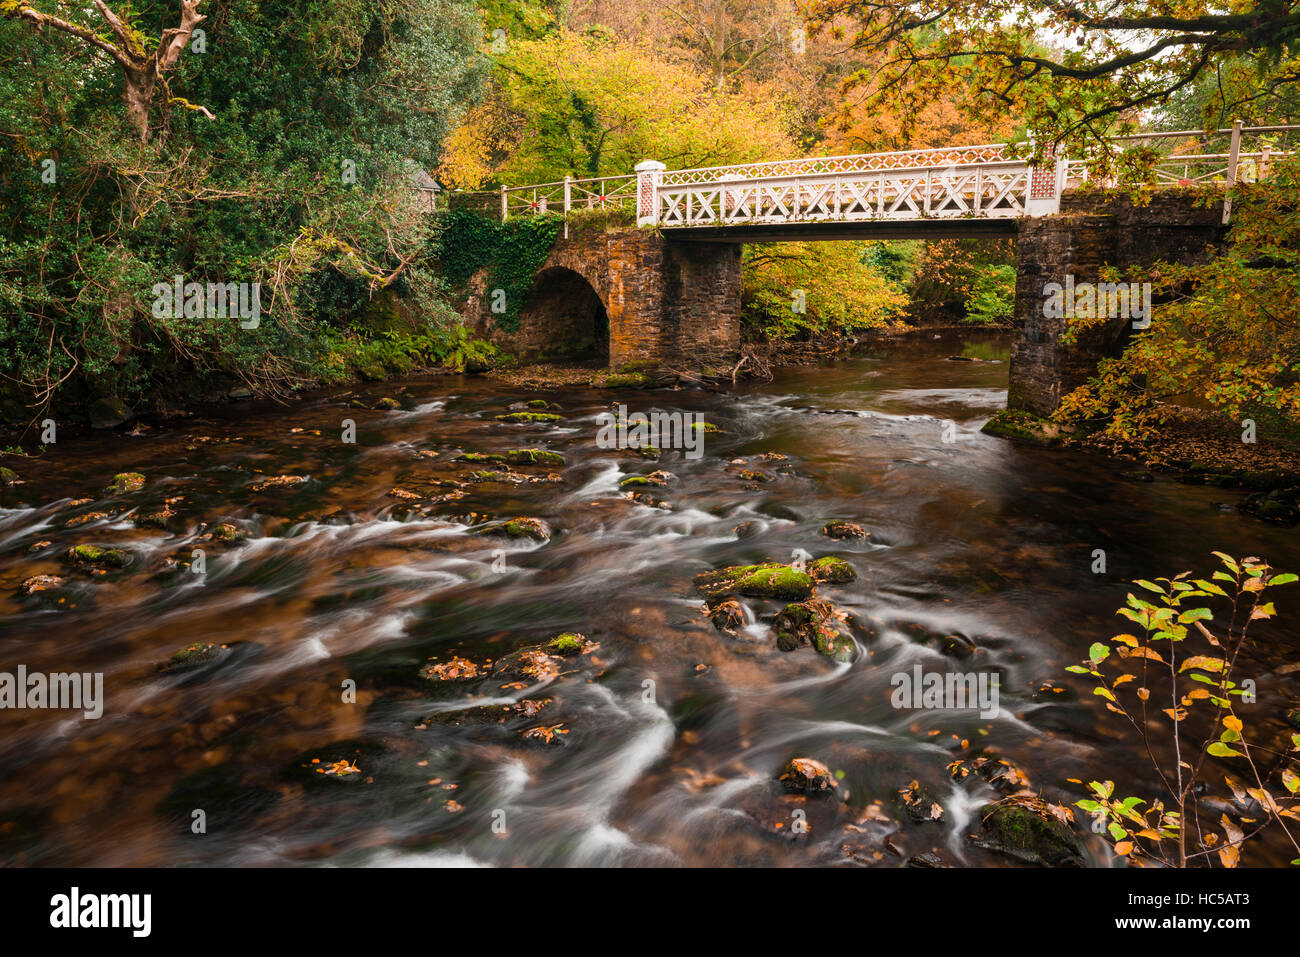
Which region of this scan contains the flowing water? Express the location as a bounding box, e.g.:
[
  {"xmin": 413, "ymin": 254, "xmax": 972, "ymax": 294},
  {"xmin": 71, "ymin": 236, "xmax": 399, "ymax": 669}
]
[{"xmin": 2, "ymin": 330, "xmax": 1297, "ymax": 867}]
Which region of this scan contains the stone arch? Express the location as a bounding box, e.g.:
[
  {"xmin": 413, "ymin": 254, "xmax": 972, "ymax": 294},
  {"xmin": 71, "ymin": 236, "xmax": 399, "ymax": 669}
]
[{"xmin": 515, "ymin": 265, "xmax": 610, "ymax": 362}]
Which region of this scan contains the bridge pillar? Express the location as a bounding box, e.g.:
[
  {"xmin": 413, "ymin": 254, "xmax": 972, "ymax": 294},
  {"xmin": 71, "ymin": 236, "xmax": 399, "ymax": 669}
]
[{"xmin": 1008, "ymin": 191, "xmax": 1228, "ymax": 416}]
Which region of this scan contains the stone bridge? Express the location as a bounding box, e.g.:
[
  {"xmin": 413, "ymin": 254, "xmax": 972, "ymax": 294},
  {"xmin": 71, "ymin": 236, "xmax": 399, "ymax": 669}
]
[{"xmin": 461, "ymin": 126, "xmax": 1282, "ymax": 413}]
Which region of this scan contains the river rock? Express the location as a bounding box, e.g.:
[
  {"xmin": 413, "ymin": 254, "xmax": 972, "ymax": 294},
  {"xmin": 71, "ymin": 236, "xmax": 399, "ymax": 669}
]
[
  {"xmin": 821, "ymin": 520, "xmax": 868, "ymax": 540},
  {"xmin": 0, "ymin": 466, "xmax": 17, "ymax": 484},
  {"xmin": 779, "ymin": 757, "xmax": 837, "ymax": 794},
  {"xmin": 808, "ymin": 556, "xmax": 855, "ymax": 583},
  {"xmin": 64, "ymin": 544, "xmax": 130, "ymax": 568},
  {"xmin": 105, "ymin": 472, "xmax": 145, "ymax": 494},
  {"xmin": 707, "ymin": 598, "xmax": 745, "ymax": 634},
  {"xmin": 897, "ymin": 780, "xmax": 945, "ymax": 822},
  {"xmin": 475, "ymin": 517, "xmax": 552, "ymax": 541},
  {"xmin": 495, "ymin": 412, "xmax": 562, "ymax": 424},
  {"xmin": 972, "ymin": 798, "xmax": 1084, "ymax": 866},
  {"xmin": 89, "ymin": 397, "xmax": 132, "ymax": 429},
  {"xmin": 19, "ymin": 574, "xmax": 65, "ymax": 596},
  {"xmin": 458, "ymin": 449, "xmax": 565, "ymax": 467},
  {"xmin": 694, "ymin": 563, "xmax": 814, "ymax": 601}
]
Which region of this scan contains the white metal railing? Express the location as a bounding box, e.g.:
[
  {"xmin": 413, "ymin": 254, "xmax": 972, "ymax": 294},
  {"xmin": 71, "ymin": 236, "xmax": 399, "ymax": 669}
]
[
  {"xmin": 500, "ymin": 174, "xmax": 636, "ymax": 219},
  {"xmin": 492, "ymin": 121, "xmax": 1300, "ymax": 229},
  {"xmin": 656, "ymin": 160, "xmax": 1039, "ymax": 227}
]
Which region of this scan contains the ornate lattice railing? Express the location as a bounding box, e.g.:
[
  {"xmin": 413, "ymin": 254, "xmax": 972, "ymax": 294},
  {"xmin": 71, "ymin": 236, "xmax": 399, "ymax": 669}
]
[
  {"xmin": 654, "ymin": 160, "xmax": 1045, "ymax": 227},
  {"xmin": 492, "ymin": 122, "xmax": 1300, "ymax": 229}
]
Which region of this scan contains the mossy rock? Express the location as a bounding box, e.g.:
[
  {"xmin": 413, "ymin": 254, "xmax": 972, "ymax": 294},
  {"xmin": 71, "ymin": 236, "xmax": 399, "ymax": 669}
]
[
  {"xmin": 1286, "ymin": 707, "xmax": 1300, "ymax": 731},
  {"xmin": 495, "ymin": 412, "xmax": 562, "ymax": 424},
  {"xmin": 980, "ymin": 410, "xmax": 1066, "ymax": 447},
  {"xmin": 772, "ymin": 601, "xmax": 821, "ymax": 652},
  {"xmin": 474, "ymin": 516, "xmax": 552, "ymax": 541},
  {"xmin": 157, "ymin": 642, "xmax": 227, "ymax": 674},
  {"xmin": 203, "ymin": 522, "xmax": 245, "ymax": 543},
  {"xmin": 603, "ymin": 372, "xmax": 651, "ymax": 388},
  {"xmin": 459, "ymin": 449, "xmax": 565, "ymax": 467},
  {"xmin": 694, "ymin": 563, "xmax": 814, "ymax": 601},
  {"xmin": 0, "ymin": 466, "xmax": 17, "ymax": 484},
  {"xmin": 526, "ymin": 399, "xmax": 560, "ymax": 410},
  {"xmin": 691, "ymin": 421, "xmax": 721, "ymax": 434},
  {"xmin": 618, "ymin": 470, "xmax": 673, "ymax": 489},
  {"xmin": 64, "ymin": 544, "xmax": 130, "ymax": 568},
  {"xmin": 374, "ymin": 397, "xmax": 401, "ymax": 410},
  {"xmin": 547, "ymin": 633, "xmax": 588, "ymax": 656},
  {"xmin": 809, "ymin": 556, "xmax": 855, "ymax": 583},
  {"xmin": 105, "ymin": 472, "xmax": 145, "ymax": 494},
  {"xmin": 973, "ymin": 800, "xmax": 1084, "ymax": 867}
]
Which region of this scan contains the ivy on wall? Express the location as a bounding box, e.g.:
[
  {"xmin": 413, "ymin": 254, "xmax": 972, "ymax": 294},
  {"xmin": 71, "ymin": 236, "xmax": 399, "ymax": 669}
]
[{"xmin": 433, "ymin": 209, "xmax": 564, "ymax": 333}]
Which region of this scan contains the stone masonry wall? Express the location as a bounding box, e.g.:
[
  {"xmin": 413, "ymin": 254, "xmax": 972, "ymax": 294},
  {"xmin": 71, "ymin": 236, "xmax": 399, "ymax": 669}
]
[
  {"xmin": 1009, "ymin": 190, "xmax": 1228, "ymax": 416},
  {"xmin": 460, "ymin": 224, "xmax": 741, "ymax": 372}
]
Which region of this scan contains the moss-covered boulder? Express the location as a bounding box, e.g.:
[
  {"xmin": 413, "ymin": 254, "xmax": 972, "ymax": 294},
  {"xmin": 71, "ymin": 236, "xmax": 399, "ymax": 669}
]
[
  {"xmin": 1286, "ymin": 707, "xmax": 1300, "ymax": 731},
  {"xmin": 772, "ymin": 598, "xmax": 855, "ymax": 660},
  {"xmin": 158, "ymin": 642, "xmax": 228, "ymax": 674},
  {"xmin": 603, "ymin": 372, "xmax": 651, "ymax": 388},
  {"xmin": 0, "ymin": 466, "xmax": 18, "ymax": 484},
  {"xmin": 809, "ymin": 556, "xmax": 855, "ymax": 583},
  {"xmin": 778, "ymin": 757, "xmax": 837, "ymax": 794},
  {"xmin": 475, "ymin": 517, "xmax": 552, "ymax": 541},
  {"xmin": 821, "ymin": 520, "xmax": 868, "ymax": 541},
  {"xmin": 458, "ymin": 449, "xmax": 565, "ymax": 467},
  {"xmin": 495, "ymin": 412, "xmax": 562, "ymax": 424},
  {"xmin": 694, "ymin": 563, "xmax": 814, "ymax": 601},
  {"xmin": 105, "ymin": 472, "xmax": 145, "ymax": 495},
  {"xmin": 980, "ymin": 409, "xmax": 1067, "ymax": 447},
  {"xmin": 373, "ymin": 397, "xmax": 401, "ymax": 410},
  {"xmin": 618, "ymin": 470, "xmax": 674, "ymax": 488},
  {"xmin": 547, "ymin": 632, "xmax": 590, "ymax": 656},
  {"xmin": 64, "ymin": 544, "xmax": 130, "ymax": 568},
  {"xmin": 973, "ymin": 798, "xmax": 1084, "ymax": 866}
]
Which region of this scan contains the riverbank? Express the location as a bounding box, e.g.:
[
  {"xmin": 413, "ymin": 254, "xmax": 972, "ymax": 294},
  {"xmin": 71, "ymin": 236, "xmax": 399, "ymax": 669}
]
[{"xmin": 983, "ymin": 406, "xmax": 1300, "ymax": 523}]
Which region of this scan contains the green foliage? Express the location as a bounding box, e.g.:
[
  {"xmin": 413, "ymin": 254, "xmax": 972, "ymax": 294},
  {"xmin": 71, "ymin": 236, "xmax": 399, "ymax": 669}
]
[
  {"xmin": 0, "ymin": 0, "xmax": 484, "ymax": 422},
  {"xmin": 433, "ymin": 209, "xmax": 563, "ymax": 333},
  {"xmin": 333, "ymin": 324, "xmax": 497, "ymax": 380},
  {"xmin": 963, "ymin": 264, "xmax": 1015, "ymax": 326},
  {"xmin": 741, "ymin": 241, "xmax": 906, "ymax": 341},
  {"xmin": 1057, "ymin": 157, "xmax": 1300, "ymax": 442},
  {"xmin": 1067, "ymin": 554, "xmax": 1300, "ymax": 867}
]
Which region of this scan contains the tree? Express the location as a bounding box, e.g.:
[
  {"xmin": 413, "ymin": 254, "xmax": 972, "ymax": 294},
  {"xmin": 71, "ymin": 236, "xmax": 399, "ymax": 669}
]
[
  {"xmin": 0, "ymin": 0, "xmax": 484, "ymax": 421},
  {"xmin": 807, "ymin": 0, "xmax": 1300, "ymax": 148},
  {"xmin": 3, "ymin": 0, "xmax": 209, "ymax": 142},
  {"xmin": 439, "ymin": 29, "xmax": 794, "ymax": 186}
]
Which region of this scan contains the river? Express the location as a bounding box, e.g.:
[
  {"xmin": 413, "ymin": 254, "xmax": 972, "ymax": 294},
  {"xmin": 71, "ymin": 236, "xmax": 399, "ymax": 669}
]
[{"xmin": 2, "ymin": 330, "xmax": 1297, "ymax": 867}]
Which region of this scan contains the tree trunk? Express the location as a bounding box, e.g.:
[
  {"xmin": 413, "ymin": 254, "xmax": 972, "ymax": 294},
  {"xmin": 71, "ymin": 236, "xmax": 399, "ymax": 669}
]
[{"xmin": 122, "ymin": 66, "xmax": 158, "ymax": 143}]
